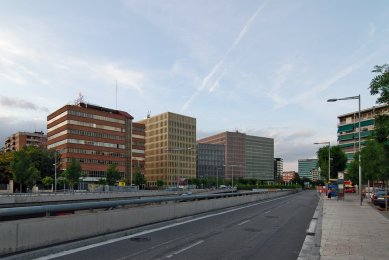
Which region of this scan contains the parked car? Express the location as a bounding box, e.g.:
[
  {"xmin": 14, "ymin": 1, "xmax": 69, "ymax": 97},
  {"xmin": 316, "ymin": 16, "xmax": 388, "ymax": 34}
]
[
  {"xmin": 375, "ymin": 190, "xmax": 389, "ymax": 208},
  {"xmin": 344, "ymin": 186, "xmax": 356, "ymax": 193}
]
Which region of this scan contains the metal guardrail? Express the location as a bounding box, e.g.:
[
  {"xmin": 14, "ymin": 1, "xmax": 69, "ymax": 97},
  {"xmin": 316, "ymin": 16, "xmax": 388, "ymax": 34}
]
[{"xmin": 0, "ymin": 190, "xmax": 280, "ymax": 218}]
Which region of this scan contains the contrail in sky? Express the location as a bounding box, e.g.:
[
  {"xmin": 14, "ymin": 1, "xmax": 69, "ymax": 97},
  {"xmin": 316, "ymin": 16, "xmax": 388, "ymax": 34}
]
[{"xmin": 182, "ymin": 1, "xmax": 268, "ymax": 111}]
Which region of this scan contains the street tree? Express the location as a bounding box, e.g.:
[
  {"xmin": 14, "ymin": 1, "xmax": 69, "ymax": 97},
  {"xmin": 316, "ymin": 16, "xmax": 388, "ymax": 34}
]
[
  {"xmin": 369, "ymin": 63, "xmax": 389, "ymax": 190},
  {"xmin": 105, "ymin": 163, "xmax": 120, "ymax": 185},
  {"xmin": 346, "ymin": 152, "xmax": 359, "ymax": 185},
  {"xmin": 10, "ymin": 149, "xmax": 41, "ymax": 192},
  {"xmin": 362, "ymin": 141, "xmax": 384, "ymax": 182},
  {"xmin": 0, "ymin": 151, "xmax": 14, "ymax": 183},
  {"xmin": 25, "ymin": 146, "xmax": 57, "ymax": 179},
  {"xmin": 156, "ymin": 180, "xmax": 164, "ymax": 189},
  {"xmin": 133, "ymin": 166, "xmax": 146, "ymax": 188},
  {"xmin": 317, "ymin": 145, "xmax": 347, "ymax": 180},
  {"xmin": 63, "ymin": 158, "xmax": 81, "ymax": 189},
  {"xmin": 369, "ymin": 64, "xmax": 389, "ymax": 105},
  {"xmin": 42, "ymin": 176, "xmax": 54, "ymax": 189}
]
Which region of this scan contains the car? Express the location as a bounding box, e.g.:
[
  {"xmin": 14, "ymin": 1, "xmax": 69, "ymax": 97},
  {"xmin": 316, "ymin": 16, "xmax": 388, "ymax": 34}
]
[
  {"xmin": 374, "ymin": 190, "xmax": 389, "ymax": 208},
  {"xmin": 371, "ymin": 189, "xmax": 385, "ymax": 205}
]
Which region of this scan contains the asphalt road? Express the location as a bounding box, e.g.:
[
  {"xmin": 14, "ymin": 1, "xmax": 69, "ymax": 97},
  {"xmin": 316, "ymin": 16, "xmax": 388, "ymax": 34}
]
[{"xmin": 39, "ymin": 190, "xmax": 319, "ymax": 260}]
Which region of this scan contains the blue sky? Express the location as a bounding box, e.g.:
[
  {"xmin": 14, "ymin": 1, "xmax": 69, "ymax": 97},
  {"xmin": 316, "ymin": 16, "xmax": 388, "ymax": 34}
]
[{"xmin": 0, "ymin": 0, "xmax": 388, "ymax": 171}]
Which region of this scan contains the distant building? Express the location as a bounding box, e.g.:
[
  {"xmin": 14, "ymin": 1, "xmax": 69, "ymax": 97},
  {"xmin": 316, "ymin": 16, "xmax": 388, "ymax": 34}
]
[
  {"xmin": 298, "ymin": 159, "xmax": 318, "ymax": 180},
  {"xmin": 138, "ymin": 112, "xmax": 196, "ymax": 187},
  {"xmin": 337, "ymin": 104, "xmax": 389, "ymax": 164},
  {"xmin": 282, "ymin": 171, "xmax": 297, "ymax": 183},
  {"xmin": 196, "ymin": 143, "xmax": 225, "ymax": 180},
  {"xmin": 311, "ymin": 168, "xmax": 320, "ymax": 182},
  {"xmin": 198, "ymin": 131, "xmax": 274, "ymax": 181},
  {"xmin": 47, "ymin": 102, "xmax": 134, "ymax": 183},
  {"xmin": 4, "ymin": 131, "xmax": 47, "ymax": 152},
  {"xmin": 274, "ymin": 158, "xmax": 283, "ymax": 182}
]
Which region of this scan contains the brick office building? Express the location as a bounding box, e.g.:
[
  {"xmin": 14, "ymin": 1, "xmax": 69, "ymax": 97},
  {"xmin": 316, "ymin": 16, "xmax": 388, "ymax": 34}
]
[
  {"xmin": 198, "ymin": 131, "xmax": 274, "ymax": 181},
  {"xmin": 132, "ymin": 122, "xmax": 145, "ymax": 176},
  {"xmin": 47, "ymin": 102, "xmax": 134, "ymax": 183}
]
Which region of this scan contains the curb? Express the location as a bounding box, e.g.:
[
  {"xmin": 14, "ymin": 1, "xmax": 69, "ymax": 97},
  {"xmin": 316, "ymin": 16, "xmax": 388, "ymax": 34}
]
[{"xmin": 297, "ymin": 193, "xmax": 323, "ymax": 260}]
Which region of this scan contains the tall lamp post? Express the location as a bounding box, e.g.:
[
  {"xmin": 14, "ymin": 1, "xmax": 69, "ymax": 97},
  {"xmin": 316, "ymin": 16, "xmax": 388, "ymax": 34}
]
[
  {"xmin": 224, "ymin": 164, "xmax": 238, "ymax": 189},
  {"xmin": 328, "ymin": 95, "xmax": 362, "ymax": 206}
]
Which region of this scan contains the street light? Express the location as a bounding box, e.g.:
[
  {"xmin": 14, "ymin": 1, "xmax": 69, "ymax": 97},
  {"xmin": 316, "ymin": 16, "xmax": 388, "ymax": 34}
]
[
  {"xmin": 224, "ymin": 164, "xmax": 239, "ymax": 189},
  {"xmin": 328, "ymin": 95, "xmax": 362, "ymax": 206}
]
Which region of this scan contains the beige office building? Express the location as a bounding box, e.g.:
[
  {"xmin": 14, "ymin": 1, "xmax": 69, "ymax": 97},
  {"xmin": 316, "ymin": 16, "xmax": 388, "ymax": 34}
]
[{"xmin": 138, "ymin": 112, "xmax": 196, "ymax": 187}]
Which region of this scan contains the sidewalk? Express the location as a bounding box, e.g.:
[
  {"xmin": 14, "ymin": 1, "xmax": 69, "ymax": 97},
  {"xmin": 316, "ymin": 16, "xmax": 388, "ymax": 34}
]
[{"xmin": 320, "ymin": 193, "xmax": 389, "ymax": 260}]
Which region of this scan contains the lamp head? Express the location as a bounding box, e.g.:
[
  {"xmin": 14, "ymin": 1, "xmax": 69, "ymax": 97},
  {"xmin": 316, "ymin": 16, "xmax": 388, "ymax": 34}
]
[{"xmin": 327, "ymin": 98, "xmax": 338, "ymax": 102}]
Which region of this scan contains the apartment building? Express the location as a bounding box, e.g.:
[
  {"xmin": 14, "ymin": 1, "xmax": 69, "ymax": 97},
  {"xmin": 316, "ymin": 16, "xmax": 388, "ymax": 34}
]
[
  {"xmin": 47, "ymin": 102, "xmax": 133, "ymax": 183},
  {"xmin": 4, "ymin": 131, "xmax": 47, "ymax": 152},
  {"xmin": 198, "ymin": 131, "xmax": 274, "ymax": 181},
  {"xmin": 337, "ymin": 104, "xmax": 389, "ymax": 163},
  {"xmin": 138, "ymin": 112, "xmax": 196, "ymax": 187}
]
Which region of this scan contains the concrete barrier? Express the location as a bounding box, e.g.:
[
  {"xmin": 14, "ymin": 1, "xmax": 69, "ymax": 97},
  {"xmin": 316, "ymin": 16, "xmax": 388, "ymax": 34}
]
[
  {"xmin": 0, "ymin": 190, "xmax": 295, "ymax": 255},
  {"xmin": 0, "ymin": 190, "xmax": 210, "ymax": 205}
]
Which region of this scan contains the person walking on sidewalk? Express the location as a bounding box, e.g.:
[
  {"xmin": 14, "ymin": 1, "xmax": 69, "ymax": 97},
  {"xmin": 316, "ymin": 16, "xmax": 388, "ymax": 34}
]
[{"xmin": 327, "ymin": 188, "xmax": 332, "ymax": 199}]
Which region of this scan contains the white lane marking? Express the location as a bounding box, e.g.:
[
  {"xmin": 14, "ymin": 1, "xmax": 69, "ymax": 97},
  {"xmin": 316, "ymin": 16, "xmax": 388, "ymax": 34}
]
[
  {"xmin": 116, "ymin": 237, "xmax": 183, "ymax": 260},
  {"xmin": 165, "ymin": 240, "xmax": 204, "ymax": 258},
  {"xmin": 35, "ymin": 195, "xmax": 292, "ymax": 260},
  {"xmin": 264, "ymin": 211, "xmax": 271, "ymax": 214},
  {"xmin": 238, "ymin": 220, "xmax": 250, "ymax": 226}
]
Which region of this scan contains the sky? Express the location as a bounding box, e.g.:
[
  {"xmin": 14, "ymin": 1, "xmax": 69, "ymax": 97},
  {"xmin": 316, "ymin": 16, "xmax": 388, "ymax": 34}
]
[{"xmin": 0, "ymin": 0, "xmax": 388, "ymax": 171}]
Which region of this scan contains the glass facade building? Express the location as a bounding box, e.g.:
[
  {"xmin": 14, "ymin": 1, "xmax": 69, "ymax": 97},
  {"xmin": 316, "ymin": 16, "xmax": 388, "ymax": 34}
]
[
  {"xmin": 298, "ymin": 159, "xmax": 318, "ymax": 180},
  {"xmin": 196, "ymin": 143, "xmax": 225, "ymax": 180},
  {"xmin": 198, "ymin": 131, "xmax": 274, "ymax": 181}
]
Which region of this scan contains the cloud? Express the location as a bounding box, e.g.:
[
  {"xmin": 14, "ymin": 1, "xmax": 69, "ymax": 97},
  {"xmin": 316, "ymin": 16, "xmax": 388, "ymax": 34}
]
[
  {"xmin": 182, "ymin": 1, "xmax": 268, "ymax": 111},
  {"xmin": 0, "ymin": 116, "xmax": 47, "ymax": 146},
  {"xmin": 0, "ymin": 96, "xmax": 49, "ymax": 112},
  {"xmin": 0, "ymin": 27, "xmax": 146, "ymax": 95}
]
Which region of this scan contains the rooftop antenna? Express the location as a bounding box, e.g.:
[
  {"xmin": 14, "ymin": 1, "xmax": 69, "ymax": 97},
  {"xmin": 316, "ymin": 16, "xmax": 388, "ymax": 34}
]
[
  {"xmin": 74, "ymin": 92, "xmax": 84, "ymax": 105},
  {"xmin": 147, "ymin": 110, "xmax": 151, "ymax": 118}
]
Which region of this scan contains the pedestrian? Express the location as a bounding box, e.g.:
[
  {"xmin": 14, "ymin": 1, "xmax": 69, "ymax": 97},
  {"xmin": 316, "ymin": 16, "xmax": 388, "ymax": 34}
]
[{"xmin": 327, "ymin": 189, "xmax": 332, "ymax": 199}]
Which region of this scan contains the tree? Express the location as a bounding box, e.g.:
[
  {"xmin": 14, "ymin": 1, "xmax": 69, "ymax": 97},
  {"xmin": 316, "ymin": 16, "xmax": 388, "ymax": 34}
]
[
  {"xmin": 362, "ymin": 141, "xmax": 386, "ymax": 182},
  {"xmin": 156, "ymin": 180, "xmax": 164, "ymax": 189},
  {"xmin": 291, "ymin": 173, "xmax": 302, "ymax": 186},
  {"xmin": 369, "ymin": 63, "xmax": 389, "ymax": 188},
  {"xmin": 133, "ymin": 166, "xmax": 146, "ymax": 188},
  {"xmin": 42, "ymin": 176, "xmax": 54, "ymax": 189},
  {"xmin": 0, "ymin": 151, "xmax": 14, "ymax": 183},
  {"xmin": 63, "ymin": 158, "xmax": 81, "ymax": 189},
  {"xmin": 317, "ymin": 145, "xmax": 347, "ymax": 180},
  {"xmin": 346, "ymin": 152, "xmax": 359, "ymax": 185},
  {"xmin": 105, "ymin": 164, "xmax": 120, "ymax": 186},
  {"xmin": 369, "ymin": 64, "xmax": 389, "ymax": 105},
  {"xmin": 10, "ymin": 150, "xmax": 41, "ymax": 192},
  {"xmin": 24, "ymin": 146, "xmax": 57, "ymax": 179}
]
